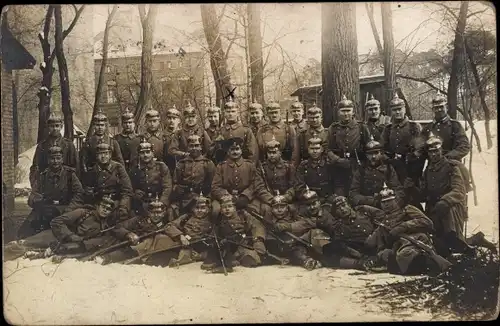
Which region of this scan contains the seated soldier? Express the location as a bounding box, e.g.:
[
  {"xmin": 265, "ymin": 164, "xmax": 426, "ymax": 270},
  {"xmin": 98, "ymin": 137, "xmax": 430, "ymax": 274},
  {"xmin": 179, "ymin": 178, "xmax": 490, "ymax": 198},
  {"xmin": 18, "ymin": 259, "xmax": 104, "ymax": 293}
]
[
  {"xmin": 319, "ymin": 197, "xmax": 382, "ymax": 271},
  {"xmin": 365, "ymin": 185, "xmax": 441, "ymax": 275},
  {"xmin": 83, "ymin": 141, "xmax": 133, "ymax": 225},
  {"xmin": 129, "ymin": 139, "xmax": 172, "ymax": 219},
  {"xmin": 349, "ymin": 137, "xmax": 404, "ymax": 208},
  {"xmin": 211, "ymin": 137, "xmax": 273, "ymax": 218},
  {"xmin": 5, "ymin": 196, "xmax": 121, "ymax": 261},
  {"xmin": 171, "ymin": 135, "xmax": 216, "ymax": 219},
  {"xmin": 18, "ymin": 144, "xmax": 84, "ymax": 239},
  {"xmin": 205, "ymin": 194, "xmax": 267, "ymax": 273}
]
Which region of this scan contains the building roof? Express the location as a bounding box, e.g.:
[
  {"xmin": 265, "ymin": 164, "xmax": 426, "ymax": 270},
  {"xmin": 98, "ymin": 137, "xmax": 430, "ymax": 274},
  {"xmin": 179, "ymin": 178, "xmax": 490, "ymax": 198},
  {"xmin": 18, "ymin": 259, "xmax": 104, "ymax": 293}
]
[{"xmin": 94, "ymin": 46, "xmax": 204, "ymax": 60}]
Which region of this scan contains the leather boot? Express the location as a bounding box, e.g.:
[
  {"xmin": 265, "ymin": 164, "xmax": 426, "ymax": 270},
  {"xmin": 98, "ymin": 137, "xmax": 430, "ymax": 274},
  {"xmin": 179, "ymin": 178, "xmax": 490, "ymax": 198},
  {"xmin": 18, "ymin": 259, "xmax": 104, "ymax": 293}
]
[
  {"xmin": 169, "ymin": 249, "xmax": 193, "ymax": 267},
  {"xmin": 467, "ymin": 232, "xmax": 498, "ymax": 253}
]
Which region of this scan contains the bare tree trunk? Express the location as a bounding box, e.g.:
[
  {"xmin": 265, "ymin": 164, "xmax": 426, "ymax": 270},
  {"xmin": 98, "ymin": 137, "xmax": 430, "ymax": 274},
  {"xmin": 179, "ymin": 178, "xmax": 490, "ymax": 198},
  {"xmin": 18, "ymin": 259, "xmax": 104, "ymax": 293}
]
[
  {"xmin": 243, "ymin": 13, "xmax": 251, "ymax": 108},
  {"xmin": 464, "ymin": 38, "xmax": 493, "ymax": 149},
  {"xmin": 247, "ymin": 3, "xmax": 264, "ymax": 105},
  {"xmin": 90, "ymin": 4, "xmax": 118, "ymax": 138},
  {"xmin": 321, "ymin": 3, "xmax": 360, "ymax": 126},
  {"xmin": 381, "ymin": 2, "xmax": 396, "ymax": 116},
  {"xmin": 135, "ymin": 4, "xmax": 158, "ymax": 125},
  {"xmin": 54, "ymin": 5, "xmax": 73, "ymax": 140},
  {"xmin": 365, "ymin": 3, "xmax": 383, "ymax": 55},
  {"xmin": 201, "ymin": 4, "xmax": 232, "ymax": 107},
  {"xmin": 447, "ymin": 1, "xmax": 469, "ymax": 119}
]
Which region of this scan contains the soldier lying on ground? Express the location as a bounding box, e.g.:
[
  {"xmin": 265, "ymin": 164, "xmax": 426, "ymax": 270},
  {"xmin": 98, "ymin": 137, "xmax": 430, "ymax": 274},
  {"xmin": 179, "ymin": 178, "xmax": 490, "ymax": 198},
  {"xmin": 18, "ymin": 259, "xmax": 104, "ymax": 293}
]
[
  {"xmin": 319, "ymin": 197, "xmax": 382, "ymax": 271},
  {"xmin": 18, "ymin": 144, "xmax": 84, "ymax": 240},
  {"xmin": 5, "ymin": 197, "xmax": 121, "ymax": 261}
]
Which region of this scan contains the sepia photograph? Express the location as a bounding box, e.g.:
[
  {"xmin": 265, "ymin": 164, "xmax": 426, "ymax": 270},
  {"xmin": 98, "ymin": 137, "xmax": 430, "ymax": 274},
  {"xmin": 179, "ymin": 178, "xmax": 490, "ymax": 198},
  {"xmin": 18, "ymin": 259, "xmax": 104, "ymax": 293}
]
[{"xmin": 1, "ymin": 2, "xmax": 498, "ymax": 323}]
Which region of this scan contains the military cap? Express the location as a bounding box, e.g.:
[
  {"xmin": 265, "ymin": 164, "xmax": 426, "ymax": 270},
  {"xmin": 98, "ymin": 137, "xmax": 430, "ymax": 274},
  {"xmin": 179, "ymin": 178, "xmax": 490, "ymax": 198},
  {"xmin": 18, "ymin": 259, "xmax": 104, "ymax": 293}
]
[
  {"xmin": 224, "ymin": 99, "xmax": 239, "ymax": 110},
  {"xmin": 187, "ymin": 135, "xmax": 202, "ymax": 146},
  {"xmin": 379, "ymin": 183, "xmax": 396, "ymax": 202},
  {"xmin": 266, "ymin": 101, "xmax": 281, "ymax": 112},
  {"xmin": 148, "ymin": 195, "xmax": 166, "ymax": 211},
  {"xmin": 47, "ymin": 112, "xmax": 63, "ymax": 124},
  {"xmin": 228, "ymin": 137, "xmax": 244, "ymax": 149},
  {"xmin": 100, "ymin": 195, "xmax": 116, "ymax": 208},
  {"xmin": 389, "ymin": 93, "xmax": 405, "ymax": 109},
  {"xmin": 145, "ymin": 108, "xmax": 160, "ymax": 120},
  {"xmin": 196, "ymin": 192, "xmax": 211, "ymax": 206},
  {"xmin": 48, "ymin": 144, "xmax": 63, "ymax": 156},
  {"xmin": 166, "ymin": 105, "xmax": 181, "ymax": 118},
  {"xmin": 271, "ymin": 191, "xmax": 287, "ymax": 206},
  {"xmin": 290, "ymin": 101, "xmax": 304, "ymax": 110},
  {"xmin": 338, "ymin": 95, "xmax": 354, "ymax": 110},
  {"xmin": 249, "ymin": 99, "xmax": 263, "ymax": 112},
  {"xmin": 96, "ymin": 141, "xmax": 111, "ymax": 153},
  {"xmin": 93, "ymin": 108, "xmax": 108, "ymax": 123},
  {"xmin": 302, "ymin": 185, "xmax": 319, "ymax": 203},
  {"xmin": 365, "ymin": 94, "xmax": 380, "ymax": 109},
  {"xmin": 426, "ymin": 132, "xmax": 443, "ymax": 151},
  {"xmin": 432, "ymin": 90, "xmax": 447, "ymax": 107},
  {"xmin": 307, "ymin": 103, "xmax": 322, "ymax": 115},
  {"xmin": 220, "ymin": 194, "xmax": 235, "ymax": 205},
  {"xmin": 365, "ymin": 135, "xmax": 383, "ymax": 153},
  {"xmin": 183, "ymin": 102, "xmax": 196, "ymax": 116},
  {"xmin": 121, "ymin": 107, "xmax": 134, "ymax": 122},
  {"xmin": 266, "ymin": 135, "xmax": 281, "ymax": 150},
  {"xmin": 333, "ymin": 196, "xmax": 348, "ymax": 207},
  {"xmin": 138, "ymin": 138, "xmax": 153, "ymax": 152},
  {"xmin": 308, "ymin": 136, "xmax": 323, "ymax": 147},
  {"xmin": 207, "ymin": 105, "xmax": 221, "ymax": 114}
]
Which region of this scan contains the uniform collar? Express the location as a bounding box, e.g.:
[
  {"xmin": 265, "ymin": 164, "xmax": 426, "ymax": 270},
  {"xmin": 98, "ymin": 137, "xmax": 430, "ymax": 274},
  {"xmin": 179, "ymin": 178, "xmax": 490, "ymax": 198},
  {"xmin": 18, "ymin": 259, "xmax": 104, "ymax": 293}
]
[
  {"xmin": 266, "ymin": 158, "xmax": 285, "ymax": 168},
  {"xmin": 268, "ymin": 120, "xmax": 285, "ymax": 129},
  {"xmin": 428, "ymin": 157, "xmax": 446, "ymax": 171},
  {"xmin": 228, "ymin": 158, "xmax": 243, "ymax": 167},
  {"xmin": 47, "ymin": 167, "xmax": 63, "ymax": 178},
  {"xmin": 339, "ymin": 119, "xmax": 357, "ymax": 129},
  {"xmin": 224, "ymin": 121, "xmax": 242, "ymax": 130},
  {"xmin": 45, "ymin": 134, "xmax": 63, "ymax": 144},
  {"xmin": 140, "ymin": 159, "xmax": 156, "ymax": 169},
  {"xmin": 97, "ymin": 161, "xmax": 115, "ymax": 172},
  {"xmin": 120, "ymin": 131, "xmax": 137, "ymax": 138},
  {"xmin": 433, "ymin": 115, "xmax": 451, "ymax": 125},
  {"xmin": 308, "ymin": 125, "xmax": 324, "ymax": 134},
  {"xmin": 309, "ymin": 158, "xmax": 325, "ymax": 167},
  {"xmin": 183, "ymin": 125, "xmax": 201, "ymax": 133},
  {"xmin": 146, "ymin": 130, "xmax": 162, "ymax": 138},
  {"xmin": 393, "ymin": 117, "xmax": 409, "ymax": 128}
]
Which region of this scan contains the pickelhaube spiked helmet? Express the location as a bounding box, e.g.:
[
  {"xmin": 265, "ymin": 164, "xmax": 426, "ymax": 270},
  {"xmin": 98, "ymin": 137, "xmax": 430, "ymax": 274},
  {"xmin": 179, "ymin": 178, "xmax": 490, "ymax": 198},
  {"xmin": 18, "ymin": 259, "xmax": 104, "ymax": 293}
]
[
  {"xmin": 145, "ymin": 108, "xmax": 160, "ymax": 119},
  {"xmin": 379, "ymin": 183, "xmax": 396, "ymax": 202},
  {"xmin": 265, "ymin": 135, "xmax": 281, "ymax": 150},
  {"xmin": 187, "ymin": 134, "xmax": 202, "ymax": 146},
  {"xmin": 333, "ymin": 196, "xmax": 348, "ymax": 207},
  {"xmin": 96, "ymin": 140, "xmax": 111, "ymax": 153},
  {"xmin": 224, "ymin": 98, "xmax": 239, "ymax": 109},
  {"xmin": 307, "ymin": 102, "xmax": 322, "ymax": 115},
  {"xmin": 266, "ymin": 101, "xmax": 281, "ymax": 112},
  {"xmin": 249, "ymin": 98, "xmax": 263, "ymax": 111},
  {"xmin": 389, "ymin": 93, "xmax": 405, "ymax": 109},
  {"xmin": 100, "ymin": 195, "xmax": 116, "ymax": 208},
  {"xmin": 47, "ymin": 112, "xmax": 63, "ymax": 124},
  {"xmin": 48, "ymin": 143, "xmax": 63, "ymax": 156},
  {"xmin": 302, "ymin": 185, "xmax": 319, "ymax": 203},
  {"xmin": 338, "ymin": 95, "xmax": 354, "ymax": 109},
  {"xmin": 207, "ymin": 104, "xmax": 221, "ymax": 114},
  {"xmin": 365, "ymin": 134, "xmax": 383, "ymax": 153},
  {"xmin": 183, "ymin": 102, "xmax": 196, "ymax": 116},
  {"xmin": 308, "ymin": 136, "xmax": 323, "ymax": 147},
  {"xmin": 432, "ymin": 90, "xmax": 447, "ymax": 107},
  {"xmin": 220, "ymin": 193, "xmax": 235, "ymax": 205},
  {"xmin": 196, "ymin": 192, "xmax": 210, "ymax": 206},
  {"xmin": 166, "ymin": 104, "xmax": 181, "ymax": 118},
  {"xmin": 121, "ymin": 107, "xmax": 134, "ymax": 121},
  {"xmin": 93, "ymin": 108, "xmax": 108, "ymax": 123},
  {"xmin": 426, "ymin": 131, "xmax": 443, "ymax": 151},
  {"xmin": 271, "ymin": 190, "xmax": 287, "ymax": 206},
  {"xmin": 138, "ymin": 138, "xmax": 153, "ymax": 152},
  {"xmin": 148, "ymin": 194, "xmax": 166, "ymax": 211},
  {"xmin": 365, "ymin": 94, "xmax": 380, "ymax": 109},
  {"xmin": 290, "ymin": 101, "xmax": 304, "ymax": 110}
]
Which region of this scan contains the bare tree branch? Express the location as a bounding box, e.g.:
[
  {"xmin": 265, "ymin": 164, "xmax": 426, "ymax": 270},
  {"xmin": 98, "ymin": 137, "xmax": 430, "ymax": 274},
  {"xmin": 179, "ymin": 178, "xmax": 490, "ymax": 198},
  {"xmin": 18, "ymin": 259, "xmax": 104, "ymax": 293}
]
[{"xmin": 399, "ymin": 74, "xmax": 448, "ymax": 94}]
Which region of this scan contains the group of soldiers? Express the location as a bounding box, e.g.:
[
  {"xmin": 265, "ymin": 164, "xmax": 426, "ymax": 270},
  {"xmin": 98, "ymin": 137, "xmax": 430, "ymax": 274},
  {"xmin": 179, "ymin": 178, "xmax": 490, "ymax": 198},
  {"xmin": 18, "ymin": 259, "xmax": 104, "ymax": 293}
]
[{"xmin": 5, "ymin": 90, "xmax": 496, "ymax": 276}]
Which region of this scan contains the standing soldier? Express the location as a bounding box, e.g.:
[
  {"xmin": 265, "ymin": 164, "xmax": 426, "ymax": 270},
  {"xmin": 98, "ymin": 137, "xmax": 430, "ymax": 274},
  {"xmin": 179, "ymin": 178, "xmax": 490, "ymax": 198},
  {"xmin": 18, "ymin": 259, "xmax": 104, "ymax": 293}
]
[
  {"xmin": 114, "ymin": 107, "xmax": 141, "ymax": 171},
  {"xmin": 18, "ymin": 144, "xmax": 84, "ymax": 239},
  {"xmin": 81, "ymin": 110, "xmax": 124, "ymax": 174},
  {"xmin": 205, "ymin": 104, "xmax": 222, "ymax": 141},
  {"xmin": 30, "ymin": 112, "xmax": 79, "ymax": 188},
  {"xmin": 365, "ymin": 94, "xmax": 390, "ymax": 141},
  {"xmin": 217, "ymin": 100, "xmax": 258, "ymax": 162},
  {"xmin": 327, "ymin": 95, "xmax": 371, "ymax": 197},
  {"xmin": 256, "ymin": 101, "xmax": 299, "ymax": 167},
  {"xmin": 129, "ymin": 139, "xmax": 172, "ymax": 218},
  {"xmin": 211, "ymin": 138, "xmax": 273, "ymax": 217},
  {"xmin": 163, "ymin": 105, "xmax": 182, "ymax": 177},
  {"xmin": 381, "ymin": 93, "xmax": 424, "ymax": 207},
  {"xmin": 421, "ymin": 91, "xmax": 470, "ymax": 161},
  {"xmin": 171, "ymin": 135, "xmax": 216, "ymax": 218},
  {"xmin": 289, "ymin": 101, "xmax": 308, "ymax": 134},
  {"xmin": 260, "ymin": 137, "xmax": 295, "ymax": 196},
  {"xmin": 247, "ymin": 99, "xmax": 268, "ymax": 137},
  {"xmin": 297, "ymin": 103, "xmax": 329, "ymax": 161},
  {"xmin": 82, "ymin": 141, "xmax": 133, "ymax": 224},
  {"xmin": 169, "ymin": 102, "xmax": 212, "ymax": 161},
  {"xmin": 141, "ymin": 108, "xmax": 168, "ymax": 163}
]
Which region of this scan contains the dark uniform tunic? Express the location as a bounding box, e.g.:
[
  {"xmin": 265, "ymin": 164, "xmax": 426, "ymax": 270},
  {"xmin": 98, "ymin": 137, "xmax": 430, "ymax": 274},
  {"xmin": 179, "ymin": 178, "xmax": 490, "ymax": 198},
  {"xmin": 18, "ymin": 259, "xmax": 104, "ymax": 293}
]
[
  {"xmin": 140, "ymin": 130, "xmax": 168, "ymax": 163},
  {"xmin": 219, "ymin": 122, "xmax": 258, "ymax": 162},
  {"xmin": 366, "ymin": 115, "xmax": 390, "ymax": 142},
  {"xmin": 260, "ymin": 158, "xmax": 295, "ymax": 195},
  {"xmin": 114, "ymin": 132, "xmax": 141, "ymax": 171},
  {"xmin": 169, "ymin": 126, "xmax": 212, "ymax": 159},
  {"xmin": 290, "ymin": 119, "xmax": 308, "ymax": 134},
  {"xmin": 298, "ymin": 126, "xmax": 329, "ymax": 161},
  {"xmin": 249, "ymin": 120, "xmax": 268, "ymax": 139},
  {"xmin": 421, "ymin": 115, "xmax": 470, "ymax": 161},
  {"xmin": 205, "ymin": 125, "xmax": 221, "ymax": 142},
  {"xmin": 80, "ymin": 135, "xmax": 125, "ymax": 173},
  {"xmin": 256, "ymin": 122, "xmax": 300, "ymax": 167},
  {"xmin": 163, "ymin": 129, "xmax": 180, "ymax": 176}
]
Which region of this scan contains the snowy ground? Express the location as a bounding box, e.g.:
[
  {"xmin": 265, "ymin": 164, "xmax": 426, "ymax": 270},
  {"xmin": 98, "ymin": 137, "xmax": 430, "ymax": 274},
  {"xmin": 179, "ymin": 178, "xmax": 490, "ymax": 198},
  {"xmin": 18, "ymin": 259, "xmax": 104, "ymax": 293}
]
[{"xmin": 3, "ymin": 121, "xmax": 498, "ymax": 324}]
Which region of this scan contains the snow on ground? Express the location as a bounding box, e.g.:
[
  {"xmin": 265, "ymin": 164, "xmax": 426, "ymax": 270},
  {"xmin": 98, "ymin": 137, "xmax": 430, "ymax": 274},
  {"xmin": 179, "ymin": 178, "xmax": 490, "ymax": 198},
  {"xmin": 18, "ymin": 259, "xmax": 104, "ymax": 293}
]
[{"xmin": 3, "ymin": 121, "xmax": 498, "ymax": 324}]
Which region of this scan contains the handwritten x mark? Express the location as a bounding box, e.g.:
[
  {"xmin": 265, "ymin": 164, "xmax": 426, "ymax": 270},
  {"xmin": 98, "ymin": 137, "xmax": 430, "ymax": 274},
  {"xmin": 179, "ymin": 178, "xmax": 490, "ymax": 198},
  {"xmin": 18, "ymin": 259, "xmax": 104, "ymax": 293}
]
[{"xmin": 224, "ymin": 87, "xmax": 237, "ymax": 100}]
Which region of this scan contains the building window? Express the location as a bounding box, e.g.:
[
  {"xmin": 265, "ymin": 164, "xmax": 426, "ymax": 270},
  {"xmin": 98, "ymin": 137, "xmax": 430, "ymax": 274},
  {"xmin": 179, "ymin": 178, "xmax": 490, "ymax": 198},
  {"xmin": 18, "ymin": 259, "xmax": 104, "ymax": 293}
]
[
  {"xmin": 179, "ymin": 60, "xmax": 183, "ymax": 68},
  {"xmin": 106, "ymin": 65, "xmax": 112, "ymax": 73},
  {"xmin": 167, "ymin": 61, "xmax": 172, "ymax": 69},
  {"xmin": 106, "ymin": 83, "xmax": 117, "ymax": 104}
]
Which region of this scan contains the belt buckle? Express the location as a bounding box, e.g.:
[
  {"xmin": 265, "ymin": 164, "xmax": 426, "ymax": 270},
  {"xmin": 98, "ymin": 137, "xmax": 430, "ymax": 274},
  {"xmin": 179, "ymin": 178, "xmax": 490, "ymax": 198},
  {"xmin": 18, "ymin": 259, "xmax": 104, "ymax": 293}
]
[
  {"xmin": 52, "ymin": 200, "xmax": 60, "ymax": 205},
  {"xmin": 395, "ymin": 153, "xmax": 403, "ymax": 160},
  {"xmin": 345, "ymin": 152, "xmax": 350, "ymax": 159}
]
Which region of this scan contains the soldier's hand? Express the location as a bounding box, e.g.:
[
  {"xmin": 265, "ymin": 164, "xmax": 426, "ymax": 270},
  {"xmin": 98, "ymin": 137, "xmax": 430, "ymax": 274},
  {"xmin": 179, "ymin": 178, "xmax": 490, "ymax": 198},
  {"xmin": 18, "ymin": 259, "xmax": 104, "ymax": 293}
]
[
  {"xmin": 235, "ymin": 195, "xmax": 249, "ymax": 210},
  {"xmin": 253, "ymin": 239, "xmax": 266, "ymax": 255},
  {"xmin": 180, "ymin": 235, "xmax": 190, "ymax": 246},
  {"xmin": 118, "ymin": 207, "xmax": 128, "ymax": 218},
  {"xmin": 134, "ymin": 190, "xmax": 146, "ymax": 199},
  {"xmin": 276, "ymin": 222, "xmax": 291, "ymax": 232},
  {"xmin": 127, "ymin": 232, "xmax": 140, "ymax": 245}
]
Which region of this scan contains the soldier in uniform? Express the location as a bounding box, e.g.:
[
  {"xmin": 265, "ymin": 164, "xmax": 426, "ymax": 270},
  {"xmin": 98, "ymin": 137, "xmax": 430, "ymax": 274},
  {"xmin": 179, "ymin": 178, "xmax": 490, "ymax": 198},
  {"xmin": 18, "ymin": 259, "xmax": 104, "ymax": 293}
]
[
  {"xmin": 298, "ymin": 104, "xmax": 329, "ymax": 161},
  {"xmin": 365, "ymin": 94, "xmax": 390, "ymax": 141},
  {"xmin": 140, "ymin": 108, "xmax": 168, "ymax": 162},
  {"xmin": 82, "ymin": 141, "xmax": 133, "ymax": 224},
  {"xmin": 169, "ymin": 103, "xmax": 212, "ymax": 160},
  {"xmin": 80, "ymin": 110, "xmax": 124, "ymax": 174},
  {"xmin": 18, "ymin": 144, "xmax": 84, "ymax": 239},
  {"xmin": 217, "ymin": 100, "xmax": 258, "ymax": 162},
  {"xmin": 205, "ymin": 104, "xmax": 222, "ymax": 141},
  {"xmin": 365, "ymin": 186, "xmax": 440, "ymax": 275},
  {"xmin": 114, "ymin": 107, "xmax": 141, "ymax": 171},
  {"xmin": 289, "ymin": 100, "xmax": 308, "ymax": 134},
  {"xmin": 211, "ymin": 137, "xmax": 273, "ymax": 218},
  {"xmin": 248, "ymin": 99, "xmax": 268, "ymax": 137},
  {"xmin": 349, "ymin": 136, "xmax": 404, "ymax": 208},
  {"xmin": 421, "ymin": 91, "xmax": 470, "ymax": 161},
  {"xmin": 256, "ymin": 101, "xmax": 299, "ymax": 167},
  {"xmin": 171, "ymin": 135, "xmax": 216, "ymax": 218},
  {"xmin": 5, "ymin": 196, "xmax": 121, "ymax": 261},
  {"xmin": 327, "ymin": 95, "xmax": 371, "ymax": 197},
  {"xmin": 129, "ymin": 139, "xmax": 172, "ymax": 218},
  {"xmin": 29, "ymin": 112, "xmax": 79, "ymax": 188},
  {"xmin": 259, "ymin": 136, "xmax": 295, "ymax": 196},
  {"xmin": 381, "ymin": 93, "xmax": 424, "ymax": 208},
  {"xmin": 163, "ymin": 106, "xmax": 182, "ymax": 176},
  {"xmin": 284, "ymin": 137, "xmax": 335, "ymax": 212}
]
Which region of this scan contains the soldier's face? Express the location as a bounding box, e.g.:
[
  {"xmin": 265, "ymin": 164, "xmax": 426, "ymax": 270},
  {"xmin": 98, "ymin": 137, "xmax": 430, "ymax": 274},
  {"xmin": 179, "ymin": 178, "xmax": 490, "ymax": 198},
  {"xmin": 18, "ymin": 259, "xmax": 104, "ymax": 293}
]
[
  {"xmin": 339, "ymin": 108, "xmax": 354, "ymax": 122},
  {"xmin": 272, "ymin": 203, "xmax": 288, "ymax": 218},
  {"xmin": 49, "ymin": 155, "xmax": 63, "ymax": 170},
  {"xmin": 225, "ymin": 108, "xmax": 239, "ymax": 123},
  {"xmin": 146, "ymin": 118, "xmax": 160, "ymax": 131},
  {"xmin": 97, "ymin": 203, "xmax": 114, "ymax": 219},
  {"xmin": 307, "ymin": 200, "xmax": 321, "ymax": 215},
  {"xmin": 268, "ymin": 110, "xmax": 281, "ymax": 123},
  {"xmin": 308, "ymin": 144, "xmax": 323, "ymax": 159},
  {"xmin": 250, "ymin": 110, "xmax": 263, "ymax": 124},
  {"xmin": 291, "ymin": 109, "xmax": 303, "ymax": 121},
  {"xmin": 150, "ymin": 209, "xmax": 165, "ymax": 223},
  {"xmin": 433, "ymin": 105, "xmax": 447, "ymax": 120},
  {"xmin": 94, "ymin": 122, "xmax": 106, "ymax": 135},
  {"xmin": 381, "ymin": 199, "xmax": 399, "ymax": 213},
  {"xmin": 267, "ymin": 148, "xmax": 281, "ymax": 163},
  {"xmin": 228, "ymin": 146, "xmax": 242, "ymax": 160},
  {"xmin": 308, "ymin": 114, "xmax": 322, "ymax": 128},
  {"xmin": 367, "ymin": 151, "xmax": 382, "ymax": 166},
  {"xmin": 221, "ymin": 202, "xmax": 236, "ymax": 218},
  {"xmin": 48, "ymin": 122, "xmax": 62, "ymax": 137},
  {"xmin": 193, "ymin": 203, "xmax": 209, "ymax": 218},
  {"xmin": 123, "ymin": 120, "xmax": 135, "ymax": 133},
  {"xmin": 166, "ymin": 116, "xmax": 178, "ymax": 130},
  {"xmin": 139, "ymin": 149, "xmax": 154, "ymax": 163},
  {"xmin": 367, "ymin": 107, "xmax": 380, "ymax": 120},
  {"xmin": 97, "ymin": 151, "xmax": 111, "ymax": 164},
  {"xmin": 208, "ymin": 113, "xmax": 220, "ymax": 126},
  {"xmin": 188, "ymin": 143, "xmax": 202, "ymax": 158},
  {"xmin": 336, "ymin": 202, "xmax": 352, "ymax": 218},
  {"xmin": 391, "ymin": 107, "xmax": 406, "ymax": 120},
  {"xmin": 185, "ymin": 114, "xmax": 197, "ymax": 127},
  {"xmin": 427, "ymin": 148, "xmax": 442, "ymax": 163}
]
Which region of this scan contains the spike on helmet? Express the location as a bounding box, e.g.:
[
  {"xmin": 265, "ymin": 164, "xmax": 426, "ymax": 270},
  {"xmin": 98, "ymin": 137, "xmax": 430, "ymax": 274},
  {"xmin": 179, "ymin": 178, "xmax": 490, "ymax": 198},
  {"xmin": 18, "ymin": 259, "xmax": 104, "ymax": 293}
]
[
  {"xmin": 365, "ymin": 93, "xmax": 381, "ymax": 109},
  {"xmin": 265, "ymin": 134, "xmax": 281, "ymax": 150},
  {"xmin": 93, "ymin": 107, "xmax": 108, "ymax": 123},
  {"xmin": 138, "ymin": 137, "xmax": 153, "ymax": 152},
  {"xmin": 303, "ymin": 185, "xmax": 319, "ymax": 203},
  {"xmin": 249, "ymin": 98, "xmax": 263, "ymax": 111},
  {"xmin": 145, "ymin": 108, "xmax": 160, "ymax": 120},
  {"xmin": 338, "ymin": 95, "xmax": 354, "ymax": 109},
  {"xmin": 121, "ymin": 107, "xmax": 134, "ymax": 121},
  {"xmin": 148, "ymin": 194, "xmax": 165, "ymax": 212},
  {"xmin": 290, "ymin": 101, "xmax": 304, "ymax": 110},
  {"xmin": 96, "ymin": 139, "xmax": 111, "ymax": 153},
  {"xmin": 389, "ymin": 92, "xmax": 405, "ymax": 108},
  {"xmin": 100, "ymin": 195, "xmax": 116, "ymax": 208},
  {"xmin": 365, "ymin": 134, "xmax": 382, "ymax": 153},
  {"xmin": 271, "ymin": 190, "xmax": 287, "ymax": 206},
  {"xmin": 47, "ymin": 111, "xmax": 63, "ymax": 124},
  {"xmin": 379, "ymin": 183, "xmax": 396, "ymax": 202},
  {"xmin": 196, "ymin": 192, "xmax": 210, "ymax": 205},
  {"xmin": 426, "ymin": 131, "xmax": 443, "ymax": 150},
  {"xmin": 266, "ymin": 101, "xmax": 281, "ymax": 112},
  {"xmin": 207, "ymin": 104, "xmax": 221, "ymax": 114},
  {"xmin": 166, "ymin": 104, "xmax": 181, "ymax": 118},
  {"xmin": 220, "ymin": 194, "xmax": 234, "ymax": 205},
  {"xmin": 432, "ymin": 90, "xmax": 447, "ymax": 107}
]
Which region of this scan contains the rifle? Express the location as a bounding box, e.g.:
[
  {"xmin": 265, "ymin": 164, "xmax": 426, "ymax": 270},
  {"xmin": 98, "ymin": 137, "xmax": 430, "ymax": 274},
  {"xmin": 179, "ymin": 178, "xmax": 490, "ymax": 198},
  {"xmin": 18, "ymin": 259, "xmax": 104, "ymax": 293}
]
[
  {"xmin": 247, "ymin": 209, "xmax": 314, "ymax": 249},
  {"xmin": 374, "ymin": 221, "xmax": 453, "ymax": 272},
  {"xmin": 354, "ymin": 149, "xmax": 361, "ymax": 166},
  {"xmin": 212, "ymin": 228, "xmax": 228, "ymax": 275},
  {"xmin": 282, "ymin": 108, "xmax": 292, "ymax": 161},
  {"xmin": 221, "ymin": 238, "xmax": 290, "ymax": 265}
]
